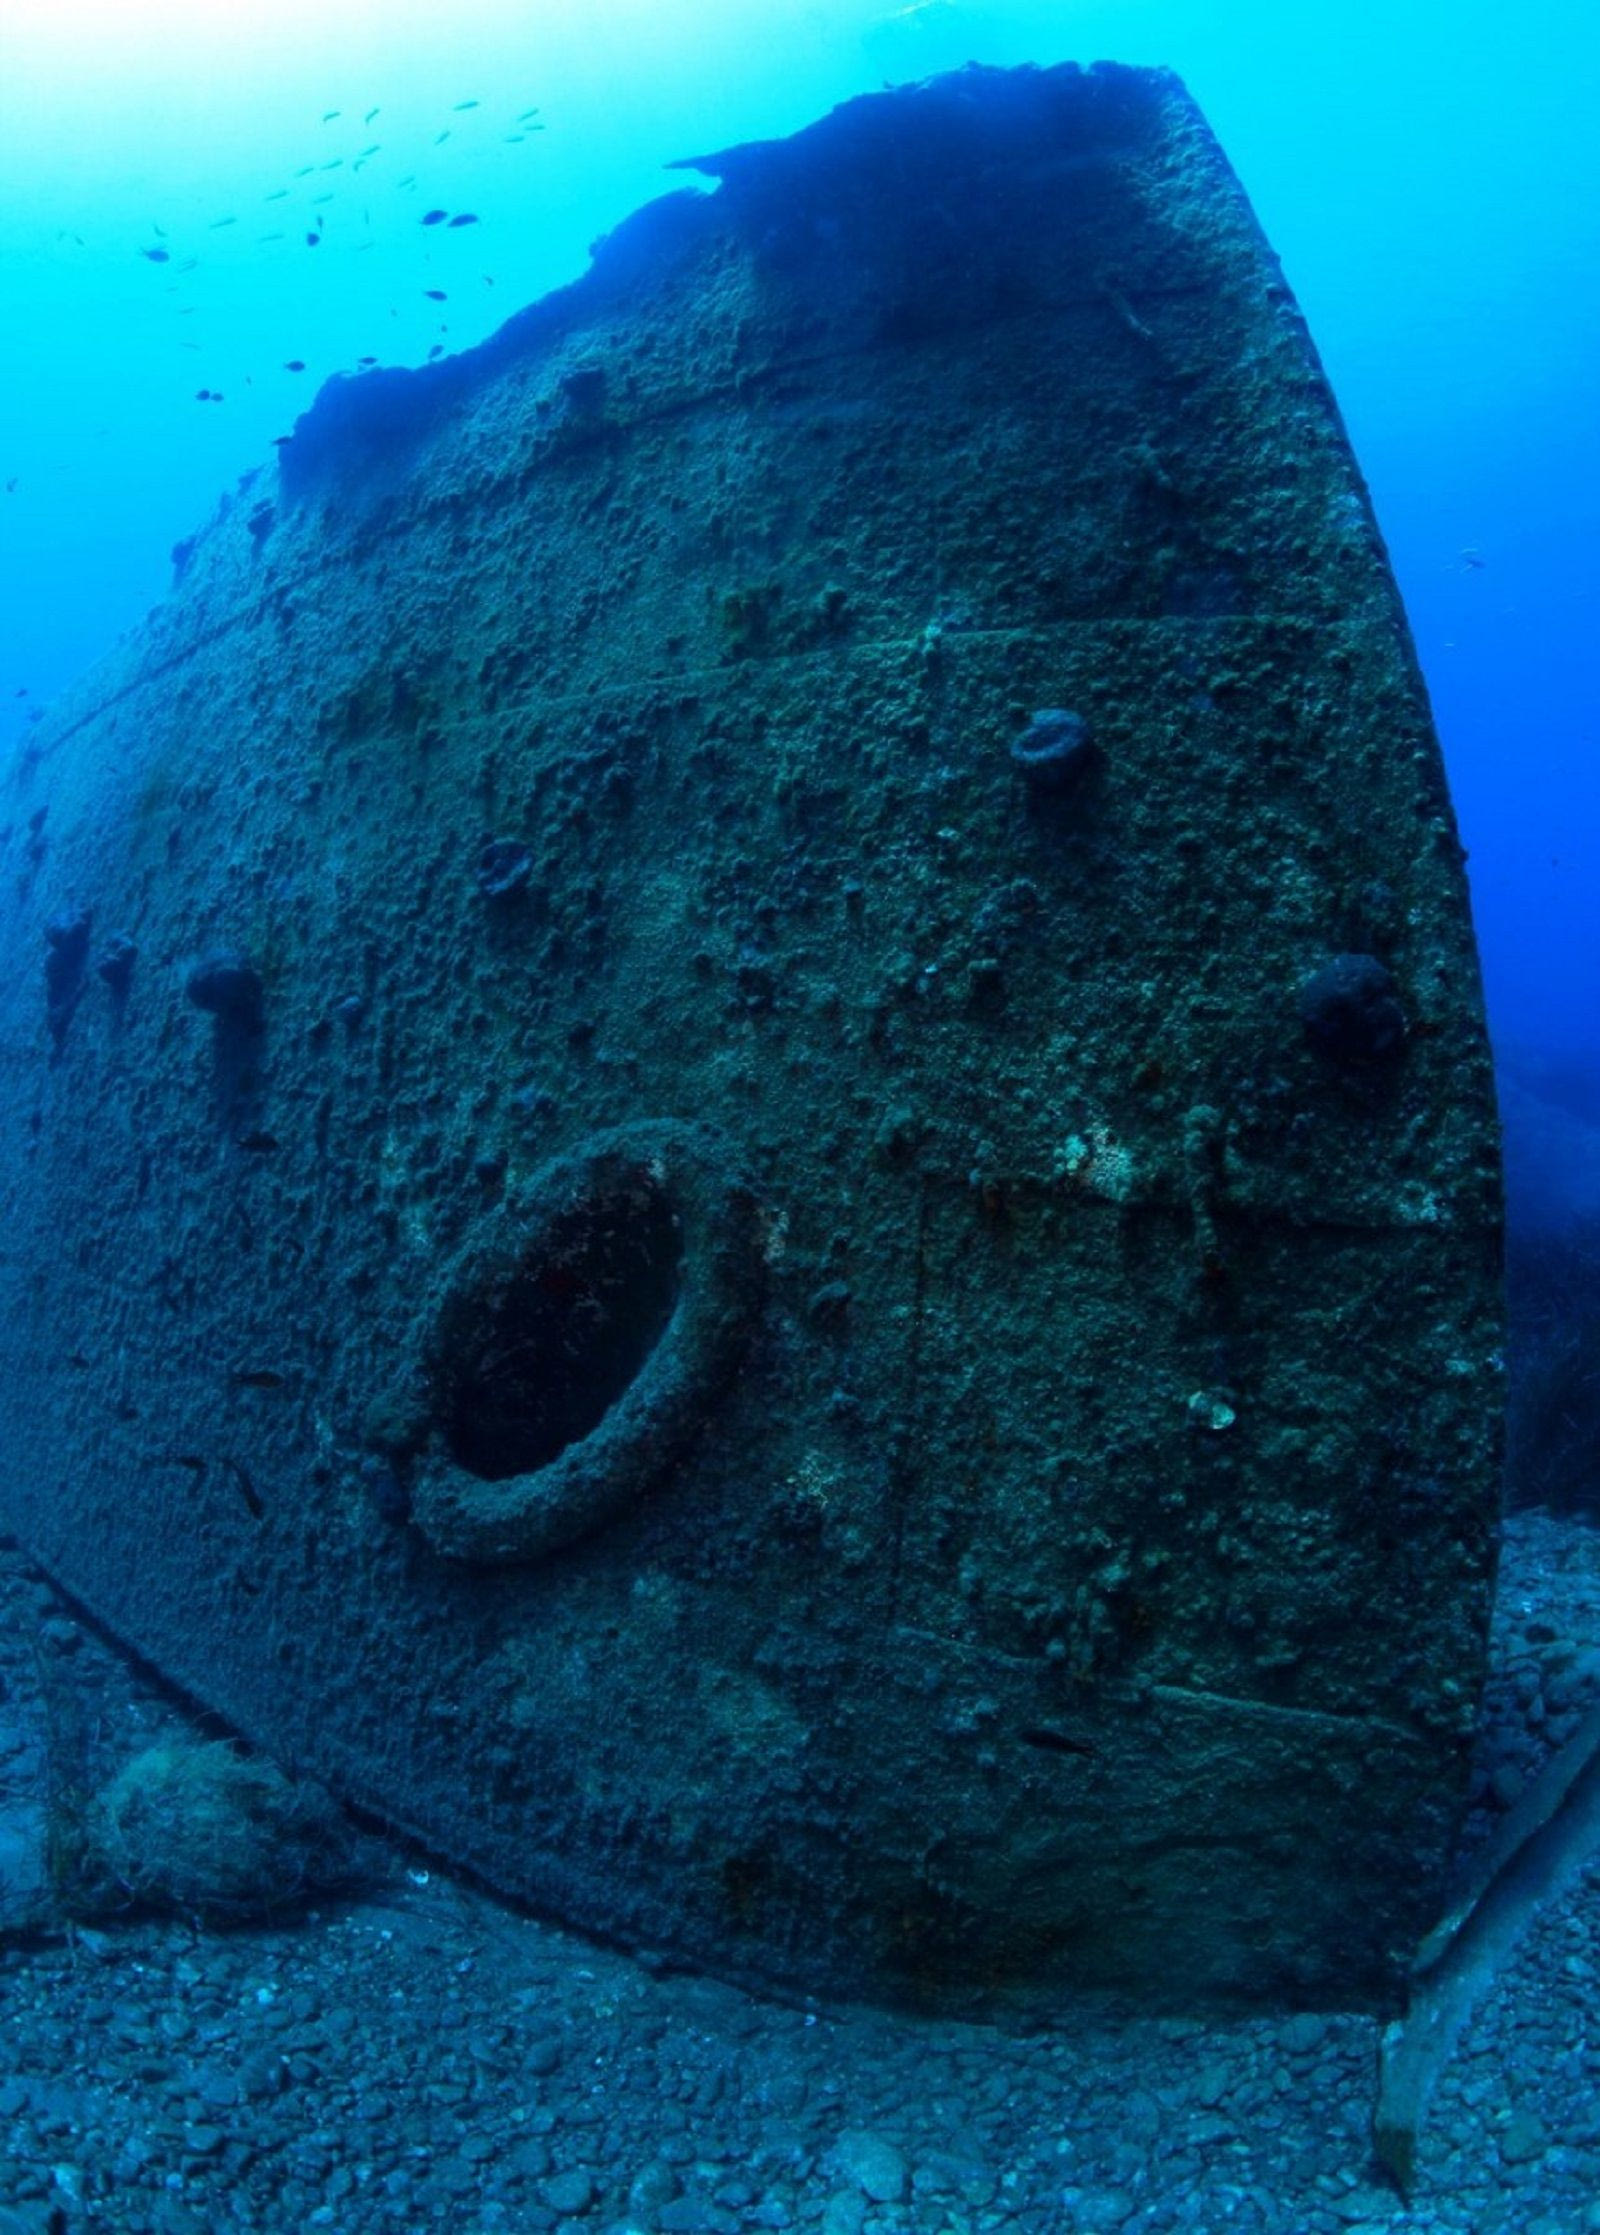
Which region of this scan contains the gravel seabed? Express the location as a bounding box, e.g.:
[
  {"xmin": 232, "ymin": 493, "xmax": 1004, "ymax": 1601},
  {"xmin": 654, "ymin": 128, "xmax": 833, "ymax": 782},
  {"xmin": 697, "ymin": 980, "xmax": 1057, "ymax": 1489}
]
[{"xmin": 3, "ymin": 1512, "xmax": 1599, "ymax": 2235}]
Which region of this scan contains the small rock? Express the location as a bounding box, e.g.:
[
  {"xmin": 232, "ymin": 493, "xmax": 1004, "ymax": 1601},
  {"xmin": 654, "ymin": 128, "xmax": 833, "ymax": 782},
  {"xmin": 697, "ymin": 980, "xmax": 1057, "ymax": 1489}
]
[
  {"xmin": 1064, "ymin": 2192, "xmax": 1135, "ymax": 2233},
  {"xmin": 543, "ymin": 2168, "xmax": 596, "ymax": 2216},
  {"xmin": 1185, "ymin": 2112, "xmax": 1233, "ymax": 2146},
  {"xmin": 1327, "ymin": 2183, "xmax": 1400, "ymax": 2221},
  {"xmin": 627, "ymin": 2162, "xmax": 680, "ymax": 2218},
  {"xmin": 1192, "ymin": 2058, "xmax": 1232, "ymax": 2107},
  {"xmin": 828, "ymin": 2130, "xmax": 908, "ymax": 2204},
  {"xmin": 658, "ymin": 2201, "xmax": 741, "ymax": 2235},
  {"xmin": 1500, "ymin": 2108, "xmax": 1548, "ymax": 2165}
]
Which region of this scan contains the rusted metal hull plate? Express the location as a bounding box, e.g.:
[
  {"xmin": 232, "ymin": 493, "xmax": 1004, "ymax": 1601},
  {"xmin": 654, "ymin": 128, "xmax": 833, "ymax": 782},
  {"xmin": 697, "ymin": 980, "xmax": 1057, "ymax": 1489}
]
[{"xmin": 0, "ymin": 64, "xmax": 1501, "ymax": 2011}]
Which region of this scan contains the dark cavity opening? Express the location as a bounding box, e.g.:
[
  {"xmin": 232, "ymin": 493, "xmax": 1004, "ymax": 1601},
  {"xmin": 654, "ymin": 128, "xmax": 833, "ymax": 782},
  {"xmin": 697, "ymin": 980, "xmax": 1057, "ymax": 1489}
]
[{"xmin": 444, "ymin": 1171, "xmax": 684, "ymax": 1483}]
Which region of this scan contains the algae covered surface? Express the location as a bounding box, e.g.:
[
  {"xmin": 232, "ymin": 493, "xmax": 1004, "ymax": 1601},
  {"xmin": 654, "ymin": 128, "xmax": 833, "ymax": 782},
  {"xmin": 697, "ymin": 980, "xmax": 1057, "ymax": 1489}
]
[{"xmin": 0, "ymin": 64, "xmax": 1501, "ymax": 2012}]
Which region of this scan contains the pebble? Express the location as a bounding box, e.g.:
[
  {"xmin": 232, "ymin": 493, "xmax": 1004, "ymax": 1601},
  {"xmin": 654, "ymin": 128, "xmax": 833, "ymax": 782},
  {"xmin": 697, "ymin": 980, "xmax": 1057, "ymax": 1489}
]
[
  {"xmin": 1500, "ymin": 2108, "xmax": 1549, "ymax": 2165},
  {"xmin": 544, "ymin": 2167, "xmax": 597, "ymax": 2215},
  {"xmin": 827, "ymin": 2130, "xmax": 908, "ymax": 2203},
  {"xmin": 658, "ymin": 2200, "xmax": 742, "ymax": 2234},
  {"xmin": 1, "ymin": 1516, "xmax": 1600, "ymax": 2233},
  {"xmin": 628, "ymin": 2161, "xmax": 680, "ymax": 2217}
]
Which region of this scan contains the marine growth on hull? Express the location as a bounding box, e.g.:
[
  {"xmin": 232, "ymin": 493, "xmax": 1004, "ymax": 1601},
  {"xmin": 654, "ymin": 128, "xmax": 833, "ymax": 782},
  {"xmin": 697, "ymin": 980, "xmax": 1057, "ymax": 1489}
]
[{"xmin": 0, "ymin": 61, "xmax": 1503, "ymax": 2016}]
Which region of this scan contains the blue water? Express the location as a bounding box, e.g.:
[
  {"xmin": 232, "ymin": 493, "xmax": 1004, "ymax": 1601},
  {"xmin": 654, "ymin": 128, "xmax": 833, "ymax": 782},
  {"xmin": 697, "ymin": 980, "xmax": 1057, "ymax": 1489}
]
[{"xmin": 1, "ymin": 0, "xmax": 1596, "ymax": 1087}]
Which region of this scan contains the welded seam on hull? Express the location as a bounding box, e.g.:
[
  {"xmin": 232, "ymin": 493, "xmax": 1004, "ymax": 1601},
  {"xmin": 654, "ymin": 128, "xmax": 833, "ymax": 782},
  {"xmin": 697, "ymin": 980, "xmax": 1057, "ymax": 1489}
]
[{"xmin": 28, "ymin": 606, "xmax": 1371, "ymax": 763}]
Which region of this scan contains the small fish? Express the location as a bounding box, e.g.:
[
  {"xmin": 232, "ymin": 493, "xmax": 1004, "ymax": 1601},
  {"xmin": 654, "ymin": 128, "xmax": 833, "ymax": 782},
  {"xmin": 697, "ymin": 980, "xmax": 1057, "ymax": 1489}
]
[
  {"xmin": 504, "ymin": 134, "xmax": 525, "ymax": 143},
  {"xmin": 357, "ymin": 354, "xmax": 377, "ymax": 366},
  {"xmin": 271, "ymin": 435, "xmax": 292, "ymax": 446},
  {"xmin": 447, "ymin": 212, "xmax": 479, "ymax": 227},
  {"xmin": 141, "ymin": 246, "xmax": 170, "ymax": 263},
  {"xmin": 434, "ymin": 129, "xmax": 451, "ymax": 143},
  {"xmin": 454, "ymin": 99, "xmax": 480, "ymax": 110},
  {"xmin": 312, "ymin": 193, "xmax": 336, "ymax": 205},
  {"xmin": 259, "ymin": 231, "xmax": 285, "ymax": 243},
  {"xmin": 153, "ymin": 222, "xmax": 168, "ymax": 236},
  {"xmin": 421, "ymin": 208, "xmax": 448, "ymax": 225},
  {"xmin": 358, "ymin": 143, "xmax": 380, "ymax": 158},
  {"xmin": 230, "ymin": 1367, "xmax": 285, "ymax": 1389},
  {"xmin": 175, "ymin": 257, "xmax": 198, "ymax": 273},
  {"xmin": 293, "ymin": 165, "xmax": 315, "ymax": 178},
  {"xmin": 517, "ymin": 107, "xmax": 541, "ymax": 120},
  {"xmin": 209, "ymin": 216, "xmax": 236, "ymax": 229},
  {"xmin": 195, "ymin": 389, "xmax": 212, "ymax": 400},
  {"xmin": 365, "ymin": 106, "xmax": 380, "ymax": 122},
  {"xmin": 321, "ymin": 158, "xmax": 343, "ymax": 170},
  {"xmin": 305, "ymin": 231, "xmax": 321, "ymax": 247},
  {"xmin": 283, "ymin": 359, "xmax": 306, "ymax": 371},
  {"xmin": 322, "ymin": 108, "xmax": 341, "ymax": 121},
  {"xmin": 424, "ymin": 288, "xmax": 447, "ymax": 300},
  {"xmin": 265, "ymin": 188, "xmax": 288, "ymax": 201},
  {"xmin": 397, "ymin": 173, "xmax": 417, "ymax": 188},
  {"xmin": 428, "ymin": 344, "xmax": 444, "ymax": 360}
]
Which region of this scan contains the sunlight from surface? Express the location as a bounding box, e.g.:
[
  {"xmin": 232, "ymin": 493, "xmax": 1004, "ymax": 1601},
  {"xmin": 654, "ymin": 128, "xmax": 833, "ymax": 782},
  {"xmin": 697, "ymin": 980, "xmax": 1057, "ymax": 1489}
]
[{"xmin": 2, "ymin": 0, "xmax": 1598, "ymax": 1052}]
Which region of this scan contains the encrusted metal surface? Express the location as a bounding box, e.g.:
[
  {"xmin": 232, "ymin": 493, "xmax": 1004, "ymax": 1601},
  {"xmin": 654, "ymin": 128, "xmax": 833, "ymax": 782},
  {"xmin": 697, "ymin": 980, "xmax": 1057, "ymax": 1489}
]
[{"xmin": 0, "ymin": 63, "xmax": 1502, "ymax": 2011}]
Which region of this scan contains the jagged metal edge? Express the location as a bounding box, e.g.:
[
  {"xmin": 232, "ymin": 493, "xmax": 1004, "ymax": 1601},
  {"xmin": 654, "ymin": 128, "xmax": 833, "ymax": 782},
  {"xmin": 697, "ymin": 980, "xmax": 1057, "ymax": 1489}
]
[{"xmin": 1374, "ymin": 1700, "xmax": 1600, "ymax": 2196}]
